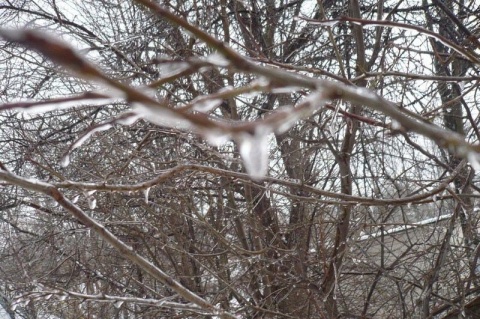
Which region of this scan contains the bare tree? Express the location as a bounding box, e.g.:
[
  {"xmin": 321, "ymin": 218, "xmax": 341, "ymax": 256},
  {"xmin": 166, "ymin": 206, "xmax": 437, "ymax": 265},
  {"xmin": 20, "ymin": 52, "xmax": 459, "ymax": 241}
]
[{"xmin": 1, "ymin": 0, "xmax": 480, "ymax": 318}]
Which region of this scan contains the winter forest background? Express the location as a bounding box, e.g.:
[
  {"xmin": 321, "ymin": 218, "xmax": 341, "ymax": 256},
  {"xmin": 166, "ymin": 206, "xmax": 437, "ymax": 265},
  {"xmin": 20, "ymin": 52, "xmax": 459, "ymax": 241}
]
[{"xmin": 1, "ymin": 0, "xmax": 480, "ymax": 318}]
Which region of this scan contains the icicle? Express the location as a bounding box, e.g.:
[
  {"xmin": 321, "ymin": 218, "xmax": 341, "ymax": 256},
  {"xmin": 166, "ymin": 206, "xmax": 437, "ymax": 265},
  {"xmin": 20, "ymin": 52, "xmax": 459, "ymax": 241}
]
[
  {"xmin": 236, "ymin": 125, "xmax": 271, "ymax": 180},
  {"xmin": 60, "ymin": 154, "xmax": 70, "ymax": 167},
  {"xmin": 144, "ymin": 187, "xmax": 150, "ymax": 204},
  {"xmin": 88, "ymin": 197, "xmax": 97, "ymax": 209}
]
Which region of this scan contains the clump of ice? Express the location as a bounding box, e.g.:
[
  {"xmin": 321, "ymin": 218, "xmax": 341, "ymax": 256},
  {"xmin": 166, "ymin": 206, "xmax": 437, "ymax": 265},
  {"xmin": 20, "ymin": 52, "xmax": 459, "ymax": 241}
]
[{"xmin": 235, "ymin": 125, "xmax": 271, "ymax": 180}]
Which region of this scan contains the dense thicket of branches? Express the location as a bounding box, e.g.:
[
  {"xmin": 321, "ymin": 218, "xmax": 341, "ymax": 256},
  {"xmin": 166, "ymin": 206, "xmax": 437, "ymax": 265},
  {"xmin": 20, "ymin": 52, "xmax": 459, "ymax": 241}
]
[{"xmin": 1, "ymin": 0, "xmax": 480, "ymax": 318}]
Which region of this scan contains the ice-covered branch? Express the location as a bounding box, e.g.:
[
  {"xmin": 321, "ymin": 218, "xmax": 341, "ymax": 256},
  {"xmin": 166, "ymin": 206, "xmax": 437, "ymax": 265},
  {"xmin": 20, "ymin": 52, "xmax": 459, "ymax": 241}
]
[
  {"xmin": 14, "ymin": 290, "xmax": 211, "ymax": 314},
  {"xmin": 0, "ymin": 92, "xmax": 113, "ymax": 113},
  {"xmin": 53, "ymin": 161, "xmax": 465, "ymax": 206},
  {"xmin": 2, "ymin": 6, "xmax": 480, "ymax": 179},
  {"xmin": 298, "ymin": 16, "xmax": 480, "ymax": 65},
  {"xmin": 0, "ymin": 168, "xmax": 237, "ymax": 319}
]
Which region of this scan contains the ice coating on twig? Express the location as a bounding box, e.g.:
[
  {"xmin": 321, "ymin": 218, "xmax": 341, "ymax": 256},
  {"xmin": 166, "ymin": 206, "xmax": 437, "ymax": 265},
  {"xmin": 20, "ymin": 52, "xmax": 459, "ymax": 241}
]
[
  {"xmin": 116, "ymin": 113, "xmax": 140, "ymax": 125},
  {"xmin": 205, "ymin": 53, "xmax": 230, "ymax": 67},
  {"xmin": 134, "ymin": 102, "xmax": 191, "ymax": 130},
  {"xmin": 0, "ymin": 28, "xmax": 103, "ymax": 77},
  {"xmin": 73, "ymin": 125, "xmax": 113, "ymax": 151},
  {"xmin": 274, "ymin": 91, "xmax": 327, "ymax": 134},
  {"xmin": 295, "ymin": 16, "xmax": 339, "ymax": 27},
  {"xmin": 192, "ymin": 98, "xmax": 222, "ymax": 113},
  {"xmin": 0, "ymin": 96, "xmax": 115, "ymax": 114},
  {"xmin": 60, "ymin": 113, "xmax": 139, "ymax": 167},
  {"xmin": 60, "ymin": 124, "xmax": 113, "ymax": 167},
  {"xmin": 236, "ymin": 125, "xmax": 271, "ymax": 180},
  {"xmin": 274, "ymin": 108, "xmax": 301, "ymax": 134},
  {"xmin": 0, "ymin": 28, "xmax": 27, "ymax": 41},
  {"xmin": 158, "ymin": 61, "xmax": 190, "ymax": 78},
  {"xmin": 270, "ymin": 86, "xmax": 304, "ymax": 94}
]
